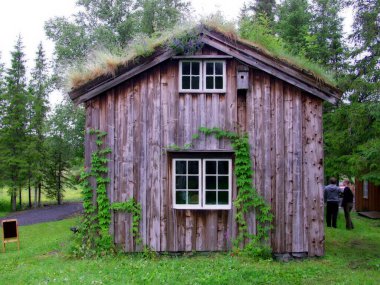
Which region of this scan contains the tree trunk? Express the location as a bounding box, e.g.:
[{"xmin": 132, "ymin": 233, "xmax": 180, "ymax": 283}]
[
  {"xmin": 38, "ymin": 183, "xmax": 42, "ymax": 207},
  {"xmin": 18, "ymin": 186, "xmax": 22, "ymax": 209},
  {"xmin": 34, "ymin": 185, "xmax": 38, "ymax": 208},
  {"xmin": 28, "ymin": 176, "xmax": 32, "ymax": 208},
  {"xmin": 11, "ymin": 188, "xmax": 17, "ymax": 211},
  {"xmin": 57, "ymin": 167, "xmax": 62, "ymax": 205}
]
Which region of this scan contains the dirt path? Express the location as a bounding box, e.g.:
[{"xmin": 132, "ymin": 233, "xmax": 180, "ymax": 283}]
[{"xmin": 0, "ymin": 202, "xmax": 82, "ymax": 226}]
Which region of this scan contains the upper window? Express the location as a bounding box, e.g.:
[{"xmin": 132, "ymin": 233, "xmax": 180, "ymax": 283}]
[
  {"xmin": 179, "ymin": 60, "xmax": 226, "ymax": 93},
  {"xmin": 172, "ymin": 158, "xmax": 232, "ymax": 210}
]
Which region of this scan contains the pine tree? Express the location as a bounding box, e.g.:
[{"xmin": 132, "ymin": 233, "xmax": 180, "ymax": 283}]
[
  {"xmin": 348, "ymin": 0, "xmax": 380, "ymax": 102},
  {"xmin": 307, "ymin": 0, "xmax": 346, "ymax": 73},
  {"xmin": 27, "ymin": 43, "xmax": 51, "ymax": 207},
  {"xmin": 277, "ymin": 0, "xmax": 311, "ymax": 56},
  {"xmin": 138, "ymin": 0, "xmax": 191, "ymax": 35},
  {"xmin": 0, "ymin": 53, "xmax": 5, "ymax": 126},
  {"xmin": 0, "ymin": 36, "xmax": 29, "ymax": 211},
  {"xmin": 240, "ymin": 0, "xmax": 277, "ymax": 29},
  {"xmin": 44, "ymin": 100, "xmax": 85, "ymax": 205}
]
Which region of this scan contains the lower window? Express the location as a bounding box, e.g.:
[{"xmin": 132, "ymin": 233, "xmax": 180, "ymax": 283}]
[{"xmin": 172, "ymin": 158, "xmax": 232, "ymax": 209}]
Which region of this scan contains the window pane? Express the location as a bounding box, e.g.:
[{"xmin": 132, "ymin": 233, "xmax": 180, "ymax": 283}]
[
  {"xmin": 188, "ymin": 161, "xmax": 199, "ymax": 174},
  {"xmin": 182, "ymin": 62, "xmax": 190, "ymax": 75},
  {"xmin": 218, "ymin": 176, "xmax": 229, "ymax": 190},
  {"xmin": 215, "ymin": 62, "xmax": 223, "ymax": 75},
  {"xmin": 176, "ymin": 176, "xmax": 186, "ymax": 189},
  {"xmin": 218, "ymin": 191, "xmax": 229, "ymax": 204},
  {"xmin": 188, "ymin": 176, "xmax": 199, "ymax": 189},
  {"xmin": 206, "ymin": 176, "xmax": 216, "ymax": 189},
  {"xmin": 206, "ymin": 191, "xmax": 216, "ymax": 205},
  {"xmin": 176, "ymin": 161, "xmax": 186, "ymax": 174},
  {"xmin": 191, "ymin": 76, "xmax": 200, "ymax": 89},
  {"xmin": 206, "ymin": 76, "xmax": 213, "ymax": 89},
  {"xmin": 192, "ymin": 62, "xmax": 200, "ymax": 75},
  {"xmin": 188, "ymin": 191, "xmax": 199, "ymax": 204},
  {"xmin": 206, "ymin": 62, "xmax": 214, "ymax": 75},
  {"xmin": 215, "ymin": 76, "xmax": 223, "ymax": 89},
  {"xmin": 182, "ymin": 76, "xmax": 190, "ymax": 89},
  {"xmin": 176, "ymin": 191, "xmax": 186, "ymax": 204},
  {"xmin": 218, "ymin": 161, "xmax": 229, "ymax": 174},
  {"xmin": 206, "ymin": 161, "xmax": 216, "ymax": 174}
]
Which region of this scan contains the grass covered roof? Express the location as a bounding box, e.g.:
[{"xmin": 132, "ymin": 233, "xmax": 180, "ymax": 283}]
[{"xmin": 67, "ymin": 19, "xmax": 338, "ymax": 97}]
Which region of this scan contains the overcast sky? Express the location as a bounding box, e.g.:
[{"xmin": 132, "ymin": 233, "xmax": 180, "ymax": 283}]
[
  {"xmin": 0, "ymin": 0, "xmax": 352, "ymax": 103},
  {"xmin": 0, "ymin": 0, "xmax": 246, "ymax": 68}
]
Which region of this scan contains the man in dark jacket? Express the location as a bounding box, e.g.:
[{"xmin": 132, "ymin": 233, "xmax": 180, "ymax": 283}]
[
  {"xmin": 324, "ymin": 177, "xmax": 341, "ymax": 228},
  {"xmin": 341, "ymin": 179, "xmax": 354, "ymax": 230}
]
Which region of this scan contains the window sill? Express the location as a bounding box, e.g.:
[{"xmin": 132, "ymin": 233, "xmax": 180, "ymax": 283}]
[
  {"xmin": 173, "ymin": 206, "xmax": 231, "ymax": 210},
  {"xmin": 178, "ymin": 90, "xmax": 226, "ymax": 94}
]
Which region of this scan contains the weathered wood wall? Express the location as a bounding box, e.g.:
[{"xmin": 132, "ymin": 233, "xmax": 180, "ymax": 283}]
[
  {"xmin": 84, "ymin": 46, "xmax": 325, "ymax": 256},
  {"xmin": 355, "ymin": 181, "xmax": 380, "ymax": 211}
]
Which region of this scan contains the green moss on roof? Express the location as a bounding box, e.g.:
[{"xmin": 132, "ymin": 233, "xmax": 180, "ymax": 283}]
[{"xmin": 68, "ymin": 19, "xmax": 337, "ymax": 92}]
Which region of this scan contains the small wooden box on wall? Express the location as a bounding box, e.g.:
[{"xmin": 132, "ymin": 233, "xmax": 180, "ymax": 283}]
[
  {"xmin": 2, "ymin": 219, "xmax": 20, "ymax": 252},
  {"xmin": 237, "ymin": 64, "xmax": 249, "ymax": 90}
]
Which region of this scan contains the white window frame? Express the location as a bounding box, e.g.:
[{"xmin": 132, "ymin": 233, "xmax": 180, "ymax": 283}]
[
  {"xmin": 202, "ymin": 159, "xmax": 232, "ymax": 210},
  {"xmin": 172, "ymin": 159, "xmax": 202, "ymax": 209},
  {"xmin": 203, "ymin": 61, "xmax": 226, "ymax": 92},
  {"xmin": 179, "ymin": 60, "xmax": 226, "ymax": 93},
  {"xmin": 179, "ymin": 60, "xmax": 202, "ymax": 92},
  {"xmin": 172, "ymin": 158, "xmax": 232, "ymax": 210}
]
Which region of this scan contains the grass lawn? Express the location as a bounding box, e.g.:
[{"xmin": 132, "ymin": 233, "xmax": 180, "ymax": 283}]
[
  {"xmin": 0, "ymin": 187, "xmax": 82, "ymax": 218},
  {"xmin": 0, "ymin": 212, "xmax": 379, "ymax": 285}
]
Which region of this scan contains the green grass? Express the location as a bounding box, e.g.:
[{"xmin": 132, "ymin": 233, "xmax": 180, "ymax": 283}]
[
  {"xmin": 0, "ymin": 187, "xmax": 82, "ymax": 218},
  {"xmin": 0, "ymin": 211, "xmax": 379, "ymax": 284}
]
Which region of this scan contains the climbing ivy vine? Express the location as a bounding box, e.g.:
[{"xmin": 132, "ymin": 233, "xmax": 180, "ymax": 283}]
[
  {"xmin": 73, "ymin": 129, "xmax": 142, "ymax": 257},
  {"xmin": 74, "ymin": 129, "xmax": 113, "ymax": 257},
  {"xmin": 111, "ymin": 199, "xmax": 142, "ymax": 245},
  {"xmin": 168, "ymin": 127, "xmax": 273, "ymax": 256}
]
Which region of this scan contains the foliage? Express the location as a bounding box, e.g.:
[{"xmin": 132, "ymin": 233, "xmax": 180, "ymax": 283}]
[
  {"xmin": 241, "ymin": 0, "xmax": 277, "ymax": 26},
  {"xmin": 324, "ymin": 102, "xmax": 380, "ymax": 184},
  {"xmin": 67, "ymin": 21, "xmax": 195, "ymax": 89},
  {"xmin": 239, "ymin": 14, "xmax": 337, "ymax": 86},
  {"xmin": 111, "ymin": 199, "xmax": 142, "ymax": 244},
  {"xmin": 73, "ymin": 129, "xmax": 113, "ymax": 257},
  {"xmin": 45, "ymin": 0, "xmax": 190, "ymax": 89},
  {"xmin": 197, "ymin": 127, "xmax": 273, "ymax": 257},
  {"xmin": 277, "ymin": 0, "xmax": 311, "ymax": 56},
  {"xmin": 347, "ymin": 0, "xmax": 380, "ymax": 102},
  {"xmin": 307, "ymin": 0, "xmax": 346, "ymax": 74},
  {"xmin": 26, "ymin": 42, "xmax": 52, "ymax": 207},
  {"xmin": 1, "ymin": 215, "xmax": 380, "ymax": 284},
  {"xmin": 0, "ymin": 35, "xmax": 29, "ymax": 211},
  {"xmin": 44, "ymin": 100, "xmax": 85, "ymax": 204},
  {"xmin": 137, "ymin": 0, "xmax": 191, "ymax": 35}
]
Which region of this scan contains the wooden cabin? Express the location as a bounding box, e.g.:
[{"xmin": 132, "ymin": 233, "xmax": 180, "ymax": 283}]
[
  {"xmin": 69, "ymin": 25, "xmax": 341, "ymax": 257},
  {"xmin": 355, "ymin": 180, "xmax": 380, "ymax": 211}
]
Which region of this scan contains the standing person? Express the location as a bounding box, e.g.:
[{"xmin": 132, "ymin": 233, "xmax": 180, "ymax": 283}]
[
  {"xmin": 324, "ymin": 177, "xmax": 341, "ymax": 228},
  {"xmin": 341, "ymin": 179, "xmax": 354, "ymax": 230}
]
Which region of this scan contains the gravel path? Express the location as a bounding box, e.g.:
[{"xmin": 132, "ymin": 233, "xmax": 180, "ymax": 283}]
[{"xmin": 0, "ymin": 202, "xmax": 83, "ymax": 226}]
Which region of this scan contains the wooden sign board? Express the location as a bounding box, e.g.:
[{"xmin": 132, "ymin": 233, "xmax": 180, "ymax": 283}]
[{"xmin": 2, "ymin": 219, "xmax": 20, "ymax": 252}]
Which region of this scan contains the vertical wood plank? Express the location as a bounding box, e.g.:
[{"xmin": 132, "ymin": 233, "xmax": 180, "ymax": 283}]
[
  {"xmin": 292, "ymin": 88, "xmax": 304, "ymax": 253},
  {"xmin": 273, "ymin": 79, "xmax": 286, "ymax": 253},
  {"xmin": 125, "ymin": 81, "xmax": 135, "ymax": 251},
  {"xmin": 284, "ymin": 84, "xmax": 294, "ymax": 253},
  {"xmin": 303, "ymin": 95, "xmax": 324, "ymax": 256}
]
